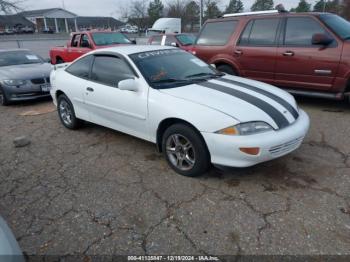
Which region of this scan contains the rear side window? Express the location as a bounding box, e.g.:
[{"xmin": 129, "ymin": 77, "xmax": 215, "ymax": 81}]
[
  {"xmin": 284, "ymin": 17, "xmax": 327, "ymax": 46},
  {"xmin": 91, "ymin": 56, "xmax": 135, "ymax": 87},
  {"xmin": 66, "ymin": 55, "xmax": 93, "ymax": 79},
  {"xmin": 239, "ymin": 18, "xmax": 280, "ymax": 46},
  {"xmin": 197, "ymin": 20, "xmax": 238, "ymax": 46},
  {"xmin": 150, "ymin": 36, "xmax": 162, "ymax": 45}
]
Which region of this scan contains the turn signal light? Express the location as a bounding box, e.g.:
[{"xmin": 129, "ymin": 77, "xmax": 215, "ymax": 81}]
[
  {"xmin": 218, "ymin": 127, "xmax": 238, "ymax": 135},
  {"xmin": 239, "ymin": 147, "xmax": 260, "ymax": 155}
]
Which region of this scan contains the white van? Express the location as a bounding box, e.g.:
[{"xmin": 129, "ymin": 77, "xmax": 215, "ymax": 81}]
[{"xmin": 147, "ymin": 18, "xmax": 181, "ymax": 36}]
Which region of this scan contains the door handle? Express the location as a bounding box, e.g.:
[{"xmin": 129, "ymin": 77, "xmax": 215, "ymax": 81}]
[
  {"xmin": 234, "ymin": 50, "xmax": 243, "ymax": 56},
  {"xmin": 86, "ymin": 87, "xmax": 94, "ymax": 92},
  {"xmin": 283, "ymin": 51, "xmax": 294, "ymax": 57}
]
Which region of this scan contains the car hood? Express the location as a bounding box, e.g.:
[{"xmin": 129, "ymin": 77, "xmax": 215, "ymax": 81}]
[
  {"xmin": 0, "ymin": 63, "xmax": 52, "ymax": 81},
  {"xmin": 159, "ymin": 75, "xmax": 299, "ymax": 130}
]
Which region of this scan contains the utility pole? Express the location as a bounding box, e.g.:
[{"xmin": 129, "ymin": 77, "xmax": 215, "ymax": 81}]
[{"xmin": 199, "ymin": 0, "xmax": 203, "ymax": 28}]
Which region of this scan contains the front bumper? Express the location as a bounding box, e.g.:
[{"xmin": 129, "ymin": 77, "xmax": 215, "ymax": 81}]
[
  {"xmin": 201, "ymin": 109, "xmax": 310, "ymax": 167},
  {"xmin": 3, "ymin": 84, "xmax": 51, "ymax": 102}
]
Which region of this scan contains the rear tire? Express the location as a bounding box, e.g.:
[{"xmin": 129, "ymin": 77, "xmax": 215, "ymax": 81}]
[
  {"xmin": 217, "ymin": 64, "xmax": 237, "ymax": 76},
  {"xmin": 0, "ymin": 87, "xmax": 9, "ymax": 106},
  {"xmin": 162, "ymin": 123, "xmax": 210, "ymax": 177},
  {"xmin": 57, "ymin": 94, "xmax": 81, "ymax": 129}
]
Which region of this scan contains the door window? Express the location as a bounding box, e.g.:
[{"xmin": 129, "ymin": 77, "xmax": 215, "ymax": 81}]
[
  {"xmin": 197, "ymin": 20, "xmax": 238, "ymax": 46},
  {"xmin": 239, "ymin": 18, "xmax": 280, "ymax": 46},
  {"xmin": 284, "ymin": 17, "xmax": 327, "ymax": 46},
  {"xmin": 80, "ymin": 34, "xmax": 90, "ymax": 48},
  {"xmin": 91, "ymin": 56, "xmax": 135, "ymax": 87},
  {"xmin": 66, "ymin": 55, "xmax": 93, "ymax": 79},
  {"xmin": 71, "ymin": 34, "xmax": 80, "ymax": 47}
]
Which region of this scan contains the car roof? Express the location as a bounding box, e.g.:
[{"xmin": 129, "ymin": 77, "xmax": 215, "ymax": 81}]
[
  {"xmin": 92, "ymin": 45, "xmax": 177, "ymax": 56},
  {"xmin": 208, "ymin": 11, "xmax": 325, "ymax": 23}
]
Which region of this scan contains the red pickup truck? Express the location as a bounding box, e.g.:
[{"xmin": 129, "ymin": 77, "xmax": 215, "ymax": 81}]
[{"xmin": 50, "ymin": 31, "xmax": 135, "ymax": 64}]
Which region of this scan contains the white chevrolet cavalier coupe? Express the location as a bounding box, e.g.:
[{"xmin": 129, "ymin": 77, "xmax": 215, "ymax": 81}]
[{"xmin": 50, "ymin": 46, "xmax": 310, "ymax": 177}]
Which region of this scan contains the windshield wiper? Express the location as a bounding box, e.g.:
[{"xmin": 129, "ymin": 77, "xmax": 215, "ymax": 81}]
[
  {"xmin": 185, "ymin": 72, "xmax": 224, "ymax": 79},
  {"xmin": 151, "ymin": 78, "xmax": 187, "ymax": 84}
]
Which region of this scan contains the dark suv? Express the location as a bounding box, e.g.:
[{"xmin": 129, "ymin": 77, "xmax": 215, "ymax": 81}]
[{"xmin": 192, "ymin": 10, "xmax": 350, "ymax": 102}]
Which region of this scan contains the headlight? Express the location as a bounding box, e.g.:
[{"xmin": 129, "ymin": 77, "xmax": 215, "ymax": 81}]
[
  {"xmin": 216, "ymin": 121, "xmax": 273, "ymax": 136},
  {"xmin": 2, "ymin": 80, "xmax": 27, "ymax": 86}
]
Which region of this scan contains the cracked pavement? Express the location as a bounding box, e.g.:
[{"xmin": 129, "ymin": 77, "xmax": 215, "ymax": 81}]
[{"xmin": 0, "ymin": 97, "xmax": 349, "ymax": 256}]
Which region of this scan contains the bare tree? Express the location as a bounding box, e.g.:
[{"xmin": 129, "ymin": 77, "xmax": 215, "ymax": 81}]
[
  {"xmin": 0, "ymin": 0, "xmax": 24, "ymax": 14},
  {"xmin": 128, "ymin": 0, "xmax": 149, "ymax": 34}
]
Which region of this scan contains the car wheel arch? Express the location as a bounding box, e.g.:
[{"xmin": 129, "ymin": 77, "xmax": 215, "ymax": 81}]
[
  {"xmin": 156, "ymin": 118, "xmax": 210, "ymax": 157},
  {"xmin": 56, "ymin": 90, "xmax": 66, "ymax": 100},
  {"xmin": 212, "ymin": 60, "xmax": 240, "ymax": 76}
]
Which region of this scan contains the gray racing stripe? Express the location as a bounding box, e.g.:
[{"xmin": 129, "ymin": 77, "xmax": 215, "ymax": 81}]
[
  {"xmin": 199, "ymin": 81, "xmax": 290, "ymax": 129},
  {"xmin": 216, "ymin": 78, "xmax": 299, "ymax": 119}
]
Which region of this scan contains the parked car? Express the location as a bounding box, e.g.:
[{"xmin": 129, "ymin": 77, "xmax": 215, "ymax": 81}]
[
  {"xmin": 148, "ymin": 33, "xmax": 196, "ymax": 52},
  {"xmin": 0, "ymin": 49, "xmax": 52, "ymax": 106},
  {"xmin": 192, "ymin": 10, "xmax": 350, "ymax": 103},
  {"xmin": 50, "ymin": 46, "xmax": 309, "ymax": 177},
  {"xmin": 4, "ymin": 29, "xmax": 14, "ymax": 35},
  {"xmin": 0, "ymin": 216, "xmax": 25, "ymax": 262},
  {"xmin": 42, "ymin": 27, "xmax": 54, "ymax": 34},
  {"xmin": 49, "ymin": 31, "xmax": 135, "ymax": 64}
]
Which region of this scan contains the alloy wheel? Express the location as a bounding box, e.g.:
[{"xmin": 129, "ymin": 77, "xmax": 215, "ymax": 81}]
[
  {"xmin": 166, "ymin": 134, "xmax": 196, "ymax": 171},
  {"xmin": 59, "ymin": 100, "xmax": 73, "ymax": 126}
]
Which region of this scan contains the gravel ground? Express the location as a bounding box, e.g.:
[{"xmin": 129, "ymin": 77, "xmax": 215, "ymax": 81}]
[{"xmin": 0, "ymin": 97, "xmax": 349, "ymax": 258}]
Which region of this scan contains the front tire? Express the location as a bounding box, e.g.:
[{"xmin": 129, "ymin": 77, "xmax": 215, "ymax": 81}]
[
  {"xmin": 57, "ymin": 94, "xmax": 81, "ymax": 129},
  {"xmin": 162, "ymin": 123, "xmax": 210, "ymax": 177},
  {"xmin": 0, "ymin": 87, "xmax": 9, "ymax": 106}
]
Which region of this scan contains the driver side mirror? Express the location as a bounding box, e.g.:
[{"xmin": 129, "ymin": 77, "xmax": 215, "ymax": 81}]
[
  {"xmin": 118, "ymin": 78, "xmax": 139, "ymax": 92},
  {"xmin": 170, "ymin": 42, "xmax": 179, "ymax": 47},
  {"xmin": 312, "ymin": 33, "xmax": 334, "ymax": 46},
  {"xmin": 131, "ymin": 39, "xmax": 137, "ymax": 45}
]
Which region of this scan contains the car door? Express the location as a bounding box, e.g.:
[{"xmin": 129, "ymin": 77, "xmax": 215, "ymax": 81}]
[
  {"xmin": 63, "ymin": 55, "xmax": 94, "ymax": 120},
  {"xmin": 194, "ymin": 20, "xmax": 239, "ymax": 66},
  {"xmin": 67, "ymin": 34, "xmax": 83, "ymax": 61},
  {"xmin": 84, "ymin": 54, "xmax": 149, "ymax": 139},
  {"xmin": 234, "ymin": 17, "xmax": 281, "ymax": 85},
  {"xmin": 275, "ymin": 16, "xmax": 342, "ymax": 91}
]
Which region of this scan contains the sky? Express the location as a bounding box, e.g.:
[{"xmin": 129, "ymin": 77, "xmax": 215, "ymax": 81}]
[{"xmin": 21, "ymin": 0, "xmax": 303, "ymax": 18}]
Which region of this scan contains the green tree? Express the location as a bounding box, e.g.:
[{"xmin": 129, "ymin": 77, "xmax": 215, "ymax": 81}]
[
  {"xmin": 251, "ymin": 0, "xmax": 274, "ymax": 11},
  {"xmin": 148, "ymin": 0, "xmax": 164, "ymax": 25},
  {"xmin": 295, "ymin": 0, "xmax": 311, "ymax": 12},
  {"xmin": 313, "ymin": 0, "xmax": 343, "ymax": 14},
  {"xmin": 225, "ymin": 0, "xmax": 244, "ymax": 13},
  {"xmin": 204, "ymin": 0, "xmax": 222, "ymax": 19},
  {"xmin": 313, "ymin": 0, "xmax": 326, "ymax": 12}
]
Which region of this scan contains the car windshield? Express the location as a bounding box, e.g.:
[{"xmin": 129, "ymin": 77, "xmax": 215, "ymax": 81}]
[
  {"xmin": 175, "ymin": 34, "xmax": 195, "ymax": 46},
  {"xmin": 92, "ymin": 32, "xmax": 132, "ymax": 46},
  {"xmin": 319, "ymin": 14, "xmax": 350, "ymax": 40},
  {"xmin": 0, "ymin": 51, "xmax": 43, "ymax": 67},
  {"xmin": 129, "ymin": 49, "xmax": 221, "ymax": 89}
]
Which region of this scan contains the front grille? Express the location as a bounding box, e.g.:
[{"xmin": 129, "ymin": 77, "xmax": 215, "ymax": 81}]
[
  {"xmin": 269, "ymin": 137, "xmax": 304, "ymax": 157},
  {"xmin": 31, "ymin": 78, "xmax": 45, "ymax": 84}
]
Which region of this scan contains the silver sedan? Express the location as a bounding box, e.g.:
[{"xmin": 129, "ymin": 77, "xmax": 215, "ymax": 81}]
[{"xmin": 0, "ymin": 49, "xmax": 52, "ymax": 106}]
